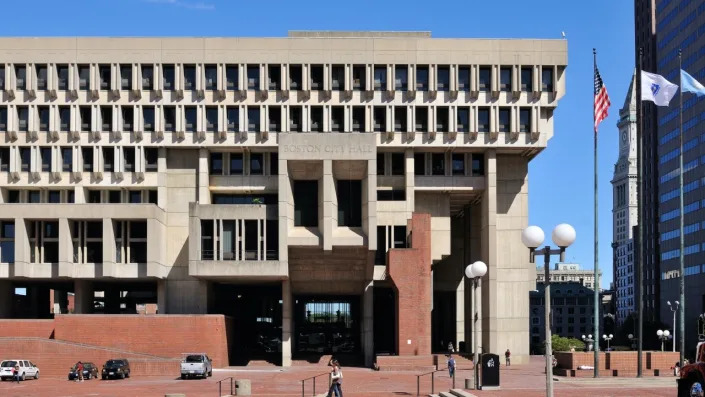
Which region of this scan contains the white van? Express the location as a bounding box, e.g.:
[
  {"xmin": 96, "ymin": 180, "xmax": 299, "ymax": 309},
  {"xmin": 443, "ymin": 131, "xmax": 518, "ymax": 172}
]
[{"xmin": 0, "ymin": 360, "xmax": 40, "ymax": 381}]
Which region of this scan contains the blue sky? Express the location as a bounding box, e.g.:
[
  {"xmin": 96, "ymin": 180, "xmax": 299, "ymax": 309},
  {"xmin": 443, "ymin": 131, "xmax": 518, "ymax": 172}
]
[{"xmin": 0, "ymin": 0, "xmax": 635, "ymax": 288}]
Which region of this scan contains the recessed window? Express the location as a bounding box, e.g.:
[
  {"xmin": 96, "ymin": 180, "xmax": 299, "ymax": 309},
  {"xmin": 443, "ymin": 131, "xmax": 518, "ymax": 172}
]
[
  {"xmin": 99, "ymin": 65, "xmax": 110, "ymax": 90},
  {"xmin": 129, "ymin": 190, "xmax": 142, "ymax": 204},
  {"xmin": 247, "ymin": 65, "xmax": 260, "ymax": 90},
  {"xmin": 520, "ymin": 108, "xmax": 531, "ymax": 133},
  {"xmin": 163, "ymin": 64, "xmax": 175, "ymax": 90},
  {"xmin": 290, "ymin": 106, "xmax": 302, "ymax": 132},
  {"xmin": 521, "ymin": 67, "xmax": 533, "ymax": 92},
  {"xmin": 143, "ymin": 107, "xmax": 154, "ymax": 132},
  {"xmin": 210, "ymin": 152, "xmax": 223, "ymax": 174},
  {"xmin": 452, "ymin": 153, "xmax": 465, "ymax": 176},
  {"xmin": 377, "ymin": 153, "xmax": 385, "ymax": 175},
  {"xmin": 79, "ymin": 106, "xmax": 91, "ymax": 132},
  {"xmin": 472, "ymin": 153, "xmax": 485, "ymax": 176},
  {"xmin": 205, "ymin": 107, "xmax": 217, "ymax": 132},
  {"xmin": 0, "ymin": 221, "xmax": 15, "ymax": 264},
  {"xmin": 391, "ymin": 153, "xmax": 405, "ymax": 176},
  {"xmin": 294, "ymin": 181, "xmax": 318, "ymax": 227},
  {"xmin": 57, "ymin": 64, "xmax": 70, "ymax": 90},
  {"xmin": 337, "ymin": 180, "xmax": 362, "ymax": 227},
  {"xmin": 416, "ymin": 66, "xmax": 429, "ymax": 91},
  {"xmin": 204, "ymin": 64, "xmax": 218, "ymax": 90},
  {"xmin": 373, "ymin": 107, "xmax": 385, "ymax": 132},
  {"xmin": 227, "ymin": 107, "xmax": 239, "ymax": 133},
  {"xmin": 119, "ymin": 64, "xmax": 132, "ymax": 90},
  {"xmin": 247, "ymin": 106, "xmax": 260, "ymax": 132},
  {"xmin": 431, "ymin": 153, "xmax": 445, "ymax": 176},
  {"xmin": 19, "ymin": 147, "xmax": 30, "ymax": 171},
  {"xmin": 184, "ymin": 107, "xmax": 197, "ymax": 132},
  {"xmin": 229, "ymin": 153, "xmax": 243, "ymax": 175},
  {"xmin": 478, "ymin": 108, "xmax": 490, "ymax": 133},
  {"xmin": 268, "ymin": 64, "xmax": 281, "ymax": 90},
  {"xmin": 352, "ymin": 107, "xmax": 365, "ymax": 132},
  {"xmin": 394, "ymin": 107, "xmax": 406, "ymax": 132},
  {"xmin": 500, "ymin": 67, "xmax": 512, "ymax": 91},
  {"xmin": 47, "ymin": 190, "xmax": 61, "ymax": 203},
  {"xmin": 61, "ymin": 147, "xmax": 73, "ymax": 171},
  {"xmin": 183, "ymin": 65, "xmax": 196, "ymax": 90},
  {"xmin": 38, "ymin": 106, "xmax": 50, "ymax": 131},
  {"xmin": 436, "ymin": 107, "xmax": 449, "ymax": 132},
  {"xmin": 141, "ymin": 65, "xmax": 153, "ymax": 90},
  {"xmin": 145, "ymin": 148, "xmax": 158, "ymax": 172},
  {"xmin": 457, "ymin": 107, "xmax": 469, "ymax": 133},
  {"xmin": 0, "ymin": 107, "xmax": 7, "ymax": 132},
  {"xmin": 0, "ymin": 147, "xmax": 10, "ymax": 171},
  {"xmin": 269, "ymin": 106, "xmax": 281, "ymax": 132},
  {"xmin": 28, "ymin": 191, "xmax": 41, "ymax": 203},
  {"xmin": 414, "ymin": 153, "xmax": 425, "ymax": 175},
  {"xmin": 17, "ymin": 107, "xmax": 28, "ymax": 132},
  {"xmin": 103, "ymin": 148, "xmax": 114, "ymax": 172},
  {"xmin": 40, "ymin": 147, "xmax": 51, "ymax": 172},
  {"xmin": 310, "ymin": 106, "xmax": 323, "ymax": 132},
  {"xmin": 331, "ymin": 65, "xmax": 344, "ymax": 91},
  {"xmin": 479, "ymin": 67, "xmax": 491, "ymax": 92},
  {"xmin": 331, "ymin": 106, "xmax": 344, "ymax": 132},
  {"xmin": 377, "ymin": 189, "xmax": 406, "ymax": 201},
  {"xmin": 269, "ymin": 153, "xmax": 278, "ymax": 175},
  {"xmin": 289, "ymin": 65, "xmax": 302, "ymax": 90},
  {"xmin": 395, "ymin": 65, "xmax": 408, "ymax": 91},
  {"xmin": 101, "ymin": 106, "xmax": 112, "ymax": 131},
  {"xmin": 542, "ymin": 67, "xmax": 554, "ymax": 92},
  {"xmin": 352, "ymin": 65, "xmax": 365, "ymax": 90},
  {"xmin": 415, "ymin": 107, "xmax": 428, "ymax": 132},
  {"xmin": 36, "ymin": 65, "xmax": 48, "ymax": 90},
  {"xmin": 164, "ymin": 106, "xmax": 176, "ymax": 132},
  {"xmin": 226, "ymin": 65, "xmax": 238, "ymax": 90},
  {"xmin": 250, "ymin": 153, "xmax": 263, "ymax": 175},
  {"xmin": 499, "ymin": 108, "xmax": 510, "ymax": 132},
  {"xmin": 82, "ymin": 147, "xmax": 93, "ymax": 172},
  {"xmin": 78, "ymin": 65, "xmax": 90, "ymax": 91},
  {"xmin": 117, "ymin": 107, "xmax": 131, "ymax": 134},
  {"xmin": 123, "ymin": 147, "xmax": 135, "ymax": 172},
  {"xmin": 310, "ymin": 65, "xmax": 324, "ymax": 90},
  {"xmin": 374, "ymin": 65, "xmax": 387, "ymax": 91},
  {"xmin": 458, "ymin": 66, "xmax": 470, "ymax": 92},
  {"xmin": 437, "ymin": 66, "xmax": 450, "ymax": 92}
]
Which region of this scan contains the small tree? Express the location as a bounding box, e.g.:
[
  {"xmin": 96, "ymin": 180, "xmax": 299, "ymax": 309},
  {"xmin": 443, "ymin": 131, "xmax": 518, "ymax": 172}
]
[{"xmin": 551, "ymin": 334, "xmax": 586, "ymax": 352}]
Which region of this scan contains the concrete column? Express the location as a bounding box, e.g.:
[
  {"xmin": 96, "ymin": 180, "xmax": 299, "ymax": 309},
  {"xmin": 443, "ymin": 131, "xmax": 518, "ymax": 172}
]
[
  {"xmin": 74, "ymin": 186, "xmax": 86, "ymax": 204},
  {"xmin": 157, "ymin": 279, "xmax": 167, "ymax": 314},
  {"xmin": 74, "ymin": 280, "xmax": 93, "ymax": 314},
  {"xmin": 102, "ymin": 218, "xmax": 116, "ymax": 276},
  {"xmin": 277, "ymin": 157, "xmax": 290, "ymax": 262},
  {"xmin": 58, "ymin": 218, "xmax": 72, "ymax": 277},
  {"xmin": 480, "ymin": 150, "xmax": 497, "ymax": 354},
  {"xmin": 365, "ymin": 159, "xmax": 377, "ymax": 250},
  {"xmin": 197, "ymin": 148, "xmax": 210, "ymax": 204},
  {"xmin": 282, "ymin": 279, "xmax": 292, "ymax": 367},
  {"xmin": 362, "ymin": 281, "xmax": 374, "ymax": 367},
  {"xmin": 456, "ymin": 279, "xmax": 465, "ymax": 352},
  {"xmin": 322, "ymin": 159, "xmax": 333, "ymax": 250},
  {"xmin": 0, "ymin": 280, "xmax": 14, "ymax": 318},
  {"xmin": 404, "ymin": 149, "xmax": 415, "ymax": 217},
  {"xmin": 157, "ymin": 147, "xmax": 167, "ymax": 210}
]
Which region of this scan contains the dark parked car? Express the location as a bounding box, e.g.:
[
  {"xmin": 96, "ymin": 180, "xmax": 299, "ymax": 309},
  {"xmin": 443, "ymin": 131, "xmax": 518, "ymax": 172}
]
[
  {"xmin": 101, "ymin": 359, "xmax": 130, "ymax": 380},
  {"xmin": 68, "ymin": 362, "xmax": 98, "ymax": 380}
]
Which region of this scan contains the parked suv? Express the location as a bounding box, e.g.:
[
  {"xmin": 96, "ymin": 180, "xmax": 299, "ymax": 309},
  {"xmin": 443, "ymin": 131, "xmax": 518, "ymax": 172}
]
[
  {"xmin": 101, "ymin": 359, "xmax": 130, "ymax": 380},
  {"xmin": 180, "ymin": 353, "xmax": 212, "ymax": 379},
  {"xmin": 68, "ymin": 362, "xmax": 99, "ymax": 380},
  {"xmin": 0, "ymin": 360, "xmax": 39, "ymax": 381}
]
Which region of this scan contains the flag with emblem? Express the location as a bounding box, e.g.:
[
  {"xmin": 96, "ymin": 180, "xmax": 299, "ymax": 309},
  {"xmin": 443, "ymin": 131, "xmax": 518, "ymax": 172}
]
[
  {"xmin": 641, "ymin": 71, "xmax": 678, "ymax": 106},
  {"xmin": 594, "ymin": 64, "xmax": 610, "ymax": 132}
]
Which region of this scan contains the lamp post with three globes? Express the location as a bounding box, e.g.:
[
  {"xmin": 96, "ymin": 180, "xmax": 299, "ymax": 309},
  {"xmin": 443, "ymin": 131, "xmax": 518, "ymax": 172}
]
[{"xmin": 522, "ymin": 223, "xmax": 576, "ymax": 397}]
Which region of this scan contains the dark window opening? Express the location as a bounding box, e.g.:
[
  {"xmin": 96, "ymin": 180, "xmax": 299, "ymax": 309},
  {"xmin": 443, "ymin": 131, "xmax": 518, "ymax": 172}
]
[
  {"xmin": 226, "ymin": 65, "xmax": 238, "ymax": 90},
  {"xmin": 268, "ymin": 65, "xmax": 281, "ymax": 90},
  {"xmin": 457, "ymin": 107, "xmax": 469, "ymax": 133},
  {"xmin": 82, "ymin": 148, "xmax": 93, "ymax": 172},
  {"xmin": 250, "ymin": 153, "xmax": 263, "ymax": 175},
  {"xmin": 204, "ymin": 64, "xmax": 218, "ymax": 90},
  {"xmin": 310, "ymin": 65, "xmax": 324, "ymax": 90},
  {"xmin": 437, "ymin": 66, "xmax": 450, "ymax": 91},
  {"xmin": 247, "ymin": 65, "xmax": 260, "ymax": 90},
  {"xmin": 36, "ymin": 65, "xmax": 48, "ymax": 90},
  {"xmin": 377, "ymin": 189, "xmax": 406, "ymax": 201},
  {"xmin": 19, "ymin": 147, "xmax": 30, "ymax": 171},
  {"xmin": 337, "ymin": 180, "xmax": 362, "ymax": 227},
  {"xmin": 123, "ymin": 147, "xmax": 135, "ymax": 172},
  {"xmin": 394, "ymin": 107, "xmax": 406, "ymax": 132},
  {"xmin": 183, "ymin": 65, "xmax": 196, "ymax": 90},
  {"xmin": 206, "ymin": 107, "xmax": 218, "ymax": 132},
  {"xmin": 229, "ymin": 153, "xmax": 243, "ymax": 175},
  {"xmin": 542, "ymin": 67, "xmax": 554, "ymax": 92},
  {"xmin": 289, "ymin": 65, "xmax": 302, "ymax": 90},
  {"xmin": 103, "ymin": 148, "xmax": 114, "ymax": 172},
  {"xmin": 431, "ymin": 153, "xmax": 445, "ymax": 176},
  {"xmin": 452, "ymin": 153, "xmax": 465, "ymax": 176},
  {"xmin": 164, "ymin": 106, "xmax": 176, "ymax": 132},
  {"xmin": 270, "ymin": 153, "xmax": 278, "ymax": 175},
  {"xmin": 108, "ymin": 190, "xmax": 121, "ymax": 203},
  {"xmin": 201, "ymin": 220, "xmax": 214, "ymax": 260},
  {"xmin": 143, "ymin": 107, "xmax": 154, "ymax": 132},
  {"xmin": 88, "ymin": 190, "xmax": 101, "ymax": 203},
  {"xmin": 145, "ymin": 148, "xmax": 158, "ymax": 172},
  {"xmin": 121, "ymin": 106, "xmax": 133, "ymax": 132},
  {"xmin": 212, "ymin": 194, "xmax": 277, "ymax": 205},
  {"xmin": 393, "ymin": 226, "xmax": 407, "ymax": 248},
  {"xmin": 436, "ymin": 107, "xmax": 449, "ymax": 132},
  {"xmin": 310, "ymin": 106, "xmax": 323, "ymax": 132},
  {"xmin": 269, "ymin": 106, "xmax": 281, "ymax": 132},
  {"xmin": 294, "ymin": 181, "xmax": 318, "ymax": 227},
  {"xmin": 163, "ymin": 64, "xmax": 175, "ymax": 90},
  {"xmin": 61, "ymin": 147, "xmax": 72, "ymax": 172},
  {"xmin": 79, "ymin": 106, "xmax": 91, "ymax": 132},
  {"xmin": 99, "ymin": 65, "xmax": 110, "ymax": 90},
  {"xmin": 40, "ymin": 147, "xmax": 51, "ymax": 172},
  {"xmin": 500, "ymin": 67, "xmax": 512, "ymax": 91},
  {"xmin": 0, "ymin": 148, "xmax": 10, "ymax": 171},
  {"xmin": 129, "ymin": 190, "xmax": 142, "ymax": 204},
  {"xmin": 395, "ymin": 65, "xmax": 408, "ymax": 91},
  {"xmin": 331, "ymin": 106, "xmax": 344, "ymax": 132},
  {"xmin": 247, "ymin": 107, "xmax": 260, "ymax": 132},
  {"xmin": 479, "ymin": 67, "xmax": 491, "ymax": 92},
  {"xmin": 352, "ymin": 65, "xmax": 366, "ymax": 90},
  {"xmin": 331, "ymin": 65, "xmax": 344, "ymax": 91},
  {"xmin": 210, "ymin": 152, "xmax": 223, "ymax": 175},
  {"xmin": 185, "ymin": 107, "xmax": 197, "ymax": 132},
  {"xmin": 38, "ymin": 106, "xmax": 49, "ymax": 131},
  {"xmin": 521, "ymin": 67, "xmax": 533, "ymax": 92},
  {"xmin": 101, "ymin": 106, "xmax": 112, "ymax": 132},
  {"xmin": 266, "ymin": 219, "xmax": 278, "ymax": 260},
  {"xmin": 227, "ymin": 107, "xmax": 239, "ymax": 132},
  {"xmin": 57, "ymin": 64, "xmax": 70, "ymax": 90},
  {"xmin": 458, "ymin": 66, "xmax": 471, "ymax": 92},
  {"xmin": 414, "ymin": 153, "xmax": 425, "ymax": 176},
  {"xmin": 119, "ymin": 64, "xmax": 131, "ymax": 90},
  {"xmin": 141, "ymin": 65, "xmax": 153, "ymax": 90},
  {"xmin": 499, "ymin": 108, "xmax": 510, "ymax": 132},
  {"xmin": 78, "ymin": 65, "xmax": 89, "ymax": 91},
  {"xmin": 377, "ymin": 153, "xmax": 385, "ymax": 175},
  {"xmin": 472, "ymin": 153, "xmax": 485, "ymax": 176},
  {"xmin": 415, "ymin": 107, "xmax": 428, "ymax": 132},
  {"xmin": 18, "ymin": 107, "xmax": 28, "ymax": 132},
  {"xmin": 391, "ymin": 153, "xmax": 404, "ymax": 176},
  {"xmin": 374, "ymin": 66, "xmax": 386, "ymax": 91},
  {"xmin": 352, "ymin": 107, "xmax": 365, "ymax": 132},
  {"xmin": 373, "ymin": 107, "xmax": 385, "ymax": 132},
  {"xmin": 416, "ymin": 65, "xmax": 429, "ymax": 91},
  {"xmin": 244, "ymin": 220, "xmax": 258, "ymax": 260},
  {"xmin": 478, "ymin": 108, "xmax": 490, "ymax": 133},
  {"xmin": 290, "ymin": 107, "xmax": 302, "ymax": 132},
  {"xmin": 59, "ymin": 106, "xmax": 70, "ymax": 132},
  {"xmin": 15, "ymin": 65, "xmax": 26, "ymax": 90},
  {"xmin": 376, "ymin": 226, "xmax": 387, "ymax": 264}
]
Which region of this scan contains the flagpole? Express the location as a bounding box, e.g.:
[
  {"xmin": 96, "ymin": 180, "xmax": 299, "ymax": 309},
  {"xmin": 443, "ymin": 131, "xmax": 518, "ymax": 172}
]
[
  {"xmin": 636, "ymin": 47, "xmax": 644, "ymax": 379},
  {"xmin": 678, "ymin": 49, "xmax": 685, "ymax": 367},
  {"xmin": 592, "ymin": 48, "xmax": 600, "ymax": 379}
]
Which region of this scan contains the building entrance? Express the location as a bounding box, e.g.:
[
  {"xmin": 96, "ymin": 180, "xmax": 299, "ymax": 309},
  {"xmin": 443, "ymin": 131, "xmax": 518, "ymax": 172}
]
[
  {"xmin": 373, "ymin": 287, "xmax": 396, "ymax": 355},
  {"xmin": 432, "ymin": 290, "xmax": 456, "ymax": 353},
  {"xmin": 293, "ymin": 296, "xmax": 360, "ymax": 359},
  {"xmin": 211, "ymin": 283, "xmax": 282, "ymax": 365}
]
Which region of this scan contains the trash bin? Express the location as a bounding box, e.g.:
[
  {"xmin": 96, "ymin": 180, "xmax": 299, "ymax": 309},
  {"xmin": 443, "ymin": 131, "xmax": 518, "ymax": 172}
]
[
  {"xmin": 465, "ymin": 377, "xmax": 473, "ymax": 389},
  {"xmin": 235, "ymin": 379, "xmax": 251, "ymax": 396},
  {"xmin": 480, "ymin": 353, "xmax": 500, "ymax": 389}
]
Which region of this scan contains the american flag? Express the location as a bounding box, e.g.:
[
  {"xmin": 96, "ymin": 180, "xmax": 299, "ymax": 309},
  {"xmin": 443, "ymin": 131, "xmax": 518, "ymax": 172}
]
[{"xmin": 594, "ymin": 64, "xmax": 610, "ymax": 132}]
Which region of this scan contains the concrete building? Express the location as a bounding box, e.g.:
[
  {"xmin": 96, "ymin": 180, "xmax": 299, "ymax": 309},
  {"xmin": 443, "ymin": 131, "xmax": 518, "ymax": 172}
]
[
  {"xmin": 635, "ymin": 0, "xmax": 705, "ymax": 354},
  {"xmin": 536, "ymin": 263, "xmax": 601, "ymax": 289},
  {"xmin": 611, "ymin": 73, "xmax": 638, "ymax": 326},
  {"xmin": 0, "ymin": 32, "xmax": 567, "ymax": 366}
]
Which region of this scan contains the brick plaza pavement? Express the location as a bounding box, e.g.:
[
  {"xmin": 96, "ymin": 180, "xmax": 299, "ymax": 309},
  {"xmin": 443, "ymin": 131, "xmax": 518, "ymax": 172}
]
[{"xmin": 0, "ymin": 356, "xmax": 677, "ymax": 396}]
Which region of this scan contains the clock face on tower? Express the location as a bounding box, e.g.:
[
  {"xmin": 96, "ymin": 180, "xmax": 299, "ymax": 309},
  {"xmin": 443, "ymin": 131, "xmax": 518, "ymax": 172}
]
[{"xmin": 621, "ymin": 131, "xmax": 627, "ymax": 144}]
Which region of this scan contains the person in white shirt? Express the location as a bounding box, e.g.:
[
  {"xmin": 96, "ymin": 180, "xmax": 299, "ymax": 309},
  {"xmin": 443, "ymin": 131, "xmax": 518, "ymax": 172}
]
[{"xmin": 327, "ymin": 359, "xmax": 343, "ymax": 397}]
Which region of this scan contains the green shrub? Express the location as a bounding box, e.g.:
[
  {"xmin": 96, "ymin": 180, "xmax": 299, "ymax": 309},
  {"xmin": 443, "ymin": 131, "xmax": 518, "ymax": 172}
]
[{"xmin": 552, "ymin": 334, "xmax": 586, "ymax": 352}]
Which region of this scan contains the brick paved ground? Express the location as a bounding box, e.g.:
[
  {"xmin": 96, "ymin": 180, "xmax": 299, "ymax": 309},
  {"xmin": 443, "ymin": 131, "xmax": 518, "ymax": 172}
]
[{"xmin": 0, "ymin": 356, "xmax": 677, "ymax": 396}]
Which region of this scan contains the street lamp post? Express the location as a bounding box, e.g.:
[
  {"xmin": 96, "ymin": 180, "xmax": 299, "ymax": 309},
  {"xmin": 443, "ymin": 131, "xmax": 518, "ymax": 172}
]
[
  {"xmin": 582, "ymin": 334, "xmax": 595, "ymax": 352},
  {"xmin": 667, "ymin": 301, "xmax": 679, "ymax": 353},
  {"xmin": 522, "ymin": 224, "xmax": 577, "ymax": 397},
  {"xmin": 602, "ymin": 334, "xmax": 614, "ymax": 351},
  {"xmin": 628, "ymin": 334, "xmax": 638, "ymax": 350},
  {"xmin": 657, "ymin": 330, "xmax": 671, "ymax": 352},
  {"xmin": 465, "ymin": 260, "xmax": 488, "ymax": 391}
]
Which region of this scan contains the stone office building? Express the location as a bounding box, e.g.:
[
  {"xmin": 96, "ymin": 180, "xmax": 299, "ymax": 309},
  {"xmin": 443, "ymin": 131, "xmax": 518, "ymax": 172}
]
[{"xmin": 0, "ymin": 32, "xmax": 567, "ymax": 366}]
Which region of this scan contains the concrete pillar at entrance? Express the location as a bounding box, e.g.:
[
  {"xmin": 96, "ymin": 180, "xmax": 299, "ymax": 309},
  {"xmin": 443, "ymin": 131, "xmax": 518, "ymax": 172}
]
[
  {"xmin": 0, "ymin": 281, "xmax": 13, "ymax": 318},
  {"xmin": 455, "ymin": 280, "xmax": 465, "ymax": 352},
  {"xmin": 362, "ymin": 281, "xmax": 374, "ymax": 367},
  {"xmin": 282, "ymin": 280, "xmax": 292, "ymax": 367},
  {"xmin": 157, "ymin": 280, "xmax": 167, "ymax": 314},
  {"xmin": 322, "ymin": 159, "xmax": 333, "ymax": 251},
  {"xmin": 74, "ymin": 280, "xmax": 93, "ymax": 314},
  {"xmin": 197, "ymin": 148, "xmax": 210, "ymax": 204}
]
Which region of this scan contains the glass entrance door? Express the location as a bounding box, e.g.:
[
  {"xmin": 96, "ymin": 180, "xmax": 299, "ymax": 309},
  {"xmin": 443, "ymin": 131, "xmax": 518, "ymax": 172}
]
[{"xmin": 294, "ymin": 296, "xmax": 360, "ymax": 355}]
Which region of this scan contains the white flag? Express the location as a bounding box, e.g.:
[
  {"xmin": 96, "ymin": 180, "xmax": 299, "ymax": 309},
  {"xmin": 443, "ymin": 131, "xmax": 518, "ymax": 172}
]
[{"xmin": 641, "ymin": 71, "xmax": 678, "ymax": 106}]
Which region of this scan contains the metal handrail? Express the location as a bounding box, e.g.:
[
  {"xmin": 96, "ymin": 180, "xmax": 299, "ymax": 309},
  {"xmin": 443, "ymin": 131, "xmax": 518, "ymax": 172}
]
[
  {"xmin": 300, "ymin": 372, "xmax": 329, "ymax": 397},
  {"xmin": 217, "ymin": 376, "xmax": 234, "ymax": 396},
  {"xmin": 415, "ymin": 366, "xmax": 474, "ymax": 396}
]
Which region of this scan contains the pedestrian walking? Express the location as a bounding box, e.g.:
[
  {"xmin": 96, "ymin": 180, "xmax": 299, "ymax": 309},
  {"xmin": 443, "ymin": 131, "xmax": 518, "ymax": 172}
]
[
  {"xmin": 505, "ymin": 349, "xmax": 511, "ymax": 366},
  {"xmin": 327, "ymin": 359, "xmax": 343, "ymax": 397},
  {"xmin": 447, "ymin": 354, "xmax": 456, "ymax": 380},
  {"xmin": 77, "ymin": 361, "xmax": 84, "ymax": 382},
  {"xmin": 13, "ymin": 363, "xmax": 20, "ymax": 383},
  {"xmin": 447, "ymin": 342, "xmax": 455, "ymax": 354}
]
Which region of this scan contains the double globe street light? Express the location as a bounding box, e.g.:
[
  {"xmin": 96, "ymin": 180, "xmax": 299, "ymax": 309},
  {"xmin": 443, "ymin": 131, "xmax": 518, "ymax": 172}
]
[
  {"xmin": 656, "ymin": 329, "xmax": 671, "ymax": 352},
  {"xmin": 522, "ymin": 223, "xmax": 576, "ymax": 397},
  {"xmin": 465, "ymin": 260, "xmax": 488, "ymax": 390}
]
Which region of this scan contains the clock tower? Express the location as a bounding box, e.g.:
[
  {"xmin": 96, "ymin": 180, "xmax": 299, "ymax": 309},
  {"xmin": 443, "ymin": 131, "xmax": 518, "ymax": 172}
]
[{"xmin": 611, "ymin": 72, "xmax": 638, "ymax": 326}]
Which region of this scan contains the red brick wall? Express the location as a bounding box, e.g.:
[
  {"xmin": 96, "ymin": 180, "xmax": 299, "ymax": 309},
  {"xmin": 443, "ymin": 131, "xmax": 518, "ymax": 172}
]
[
  {"xmin": 54, "ymin": 315, "xmax": 231, "ymax": 367},
  {"xmin": 388, "ymin": 213, "xmax": 432, "ymax": 356},
  {"xmin": 0, "ymin": 319, "xmax": 55, "ymax": 338},
  {"xmin": 555, "ymin": 351, "xmax": 679, "ymax": 372},
  {"xmin": 0, "ymin": 338, "xmax": 179, "ymax": 376}
]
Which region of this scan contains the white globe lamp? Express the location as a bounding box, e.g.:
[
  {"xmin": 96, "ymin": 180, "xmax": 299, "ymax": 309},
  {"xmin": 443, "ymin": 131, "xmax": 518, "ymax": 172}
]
[
  {"xmin": 471, "ymin": 261, "xmax": 488, "ymax": 278},
  {"xmin": 552, "ymin": 223, "xmax": 576, "ymax": 248},
  {"xmin": 522, "ymin": 226, "xmax": 545, "ymax": 249}
]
